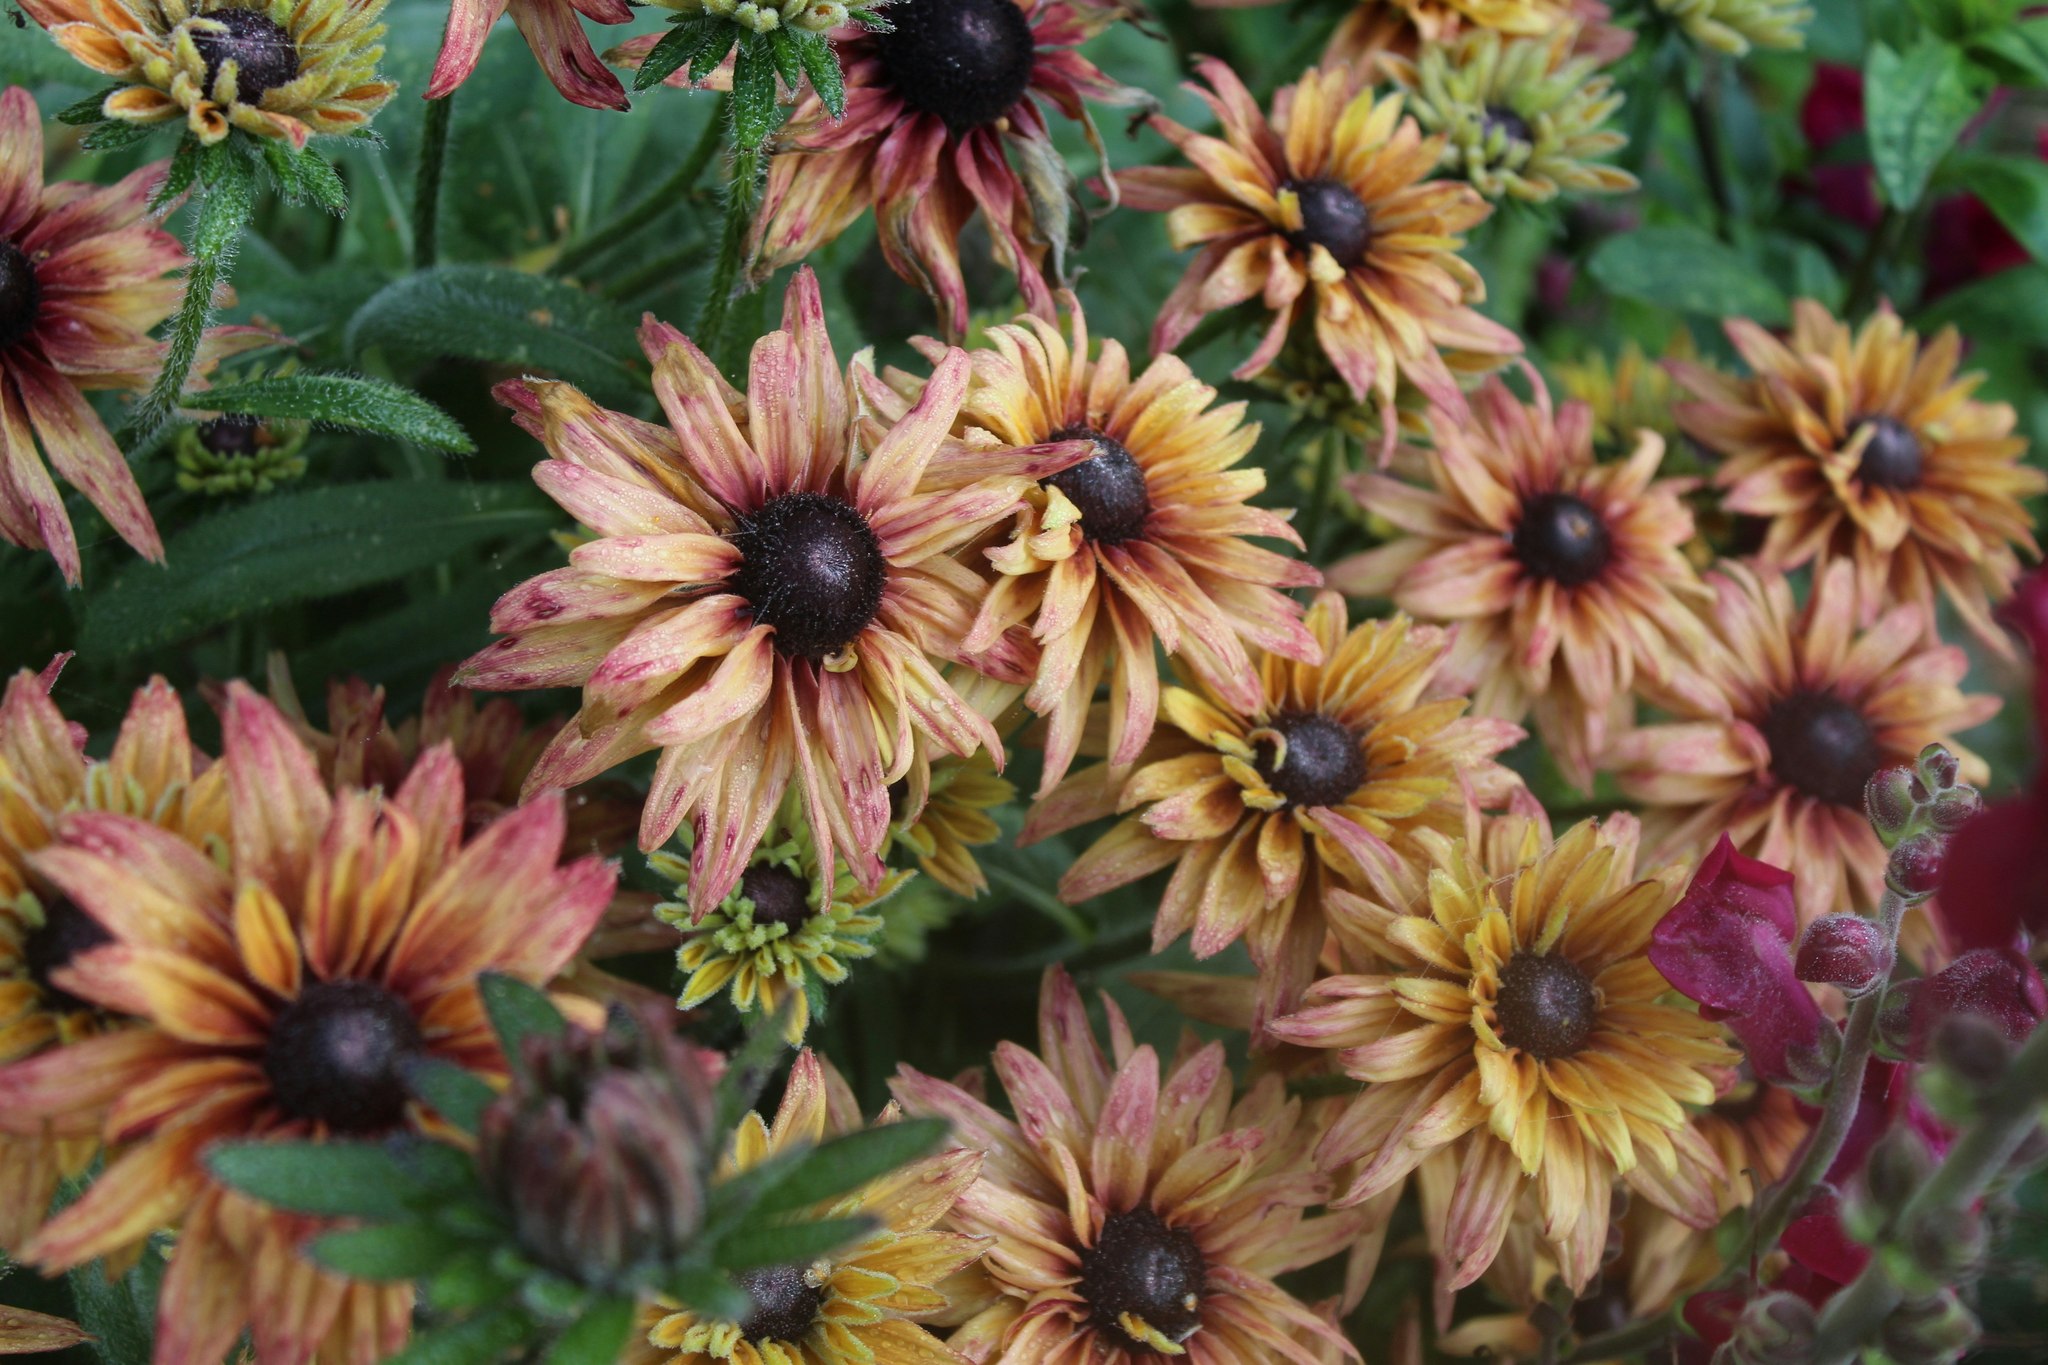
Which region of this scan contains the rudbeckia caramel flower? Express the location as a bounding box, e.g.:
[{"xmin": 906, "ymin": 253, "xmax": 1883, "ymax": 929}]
[
  {"xmin": 732, "ymin": 0, "xmax": 1148, "ymax": 337},
  {"xmin": 623, "ymin": 1048, "xmax": 989, "ymax": 1365},
  {"xmin": 1120, "ymin": 60, "xmax": 1520, "ymax": 448},
  {"xmin": 459, "ymin": 269, "xmax": 1070, "ymax": 915},
  {"xmin": 1673, "ymin": 301, "xmax": 2046, "ymax": 657},
  {"xmin": 1270, "ymin": 801, "xmax": 1735, "ymax": 1294},
  {"xmin": 889, "ymin": 749, "xmax": 1013, "ymax": 899},
  {"xmin": 1607, "ymin": 560, "xmax": 1998, "ymax": 925},
  {"xmin": 894, "ymin": 967, "xmax": 1363, "ymax": 1363},
  {"xmin": 1042, "ymin": 593, "xmax": 1525, "ymax": 1031},
  {"xmin": 20, "ymin": 0, "xmax": 395, "ymax": 148},
  {"xmin": 0, "ymin": 86, "xmax": 262, "ymax": 582},
  {"xmin": 1652, "ymin": 0, "xmax": 1810, "ymax": 55},
  {"xmin": 428, "ymin": 0, "xmax": 632, "ymax": 111},
  {"xmin": 1331, "ymin": 372, "xmax": 1711, "ymax": 791},
  {"xmin": 0, "ymin": 663, "xmax": 224, "ymax": 1254},
  {"xmin": 886, "ymin": 295, "xmax": 1319, "ymax": 794},
  {"xmin": 0, "ymin": 683, "xmax": 616, "ymax": 1365}
]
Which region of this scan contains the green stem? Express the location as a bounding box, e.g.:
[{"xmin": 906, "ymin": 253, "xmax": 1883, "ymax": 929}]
[
  {"xmin": 1558, "ymin": 1310, "xmax": 1680, "ymax": 1365},
  {"xmin": 413, "ymin": 91, "xmax": 455, "ymax": 270},
  {"xmin": 697, "ymin": 143, "xmax": 762, "ymax": 371},
  {"xmin": 1843, "ymin": 206, "xmax": 1905, "ymax": 319},
  {"xmin": 552, "ymin": 105, "xmax": 726, "ymax": 278},
  {"xmin": 602, "ymin": 236, "xmax": 710, "ymax": 302},
  {"xmin": 1687, "ymin": 67, "xmax": 1734, "ymax": 236},
  {"xmin": 133, "ymin": 168, "xmax": 255, "ymax": 439}
]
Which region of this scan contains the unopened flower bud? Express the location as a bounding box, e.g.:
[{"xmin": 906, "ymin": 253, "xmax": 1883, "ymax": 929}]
[
  {"xmin": 1903, "ymin": 1204, "xmax": 1987, "ymax": 1288},
  {"xmin": 1932, "ymin": 1011, "xmax": 2012, "ymax": 1090},
  {"xmin": 1923, "ymin": 947, "xmax": 2048, "ymax": 1046},
  {"xmin": 1726, "ymin": 1291, "xmax": 1816, "ymax": 1365},
  {"xmin": 1796, "ymin": 914, "xmax": 1891, "ymax": 996},
  {"xmin": 1858, "ymin": 1124, "xmax": 1936, "ymax": 1225},
  {"xmin": 784, "ymin": 0, "xmax": 846, "ymax": 29},
  {"xmin": 1887, "ymin": 831, "xmax": 1947, "ymax": 900},
  {"xmin": 1879, "ymin": 1290, "xmax": 1979, "ymax": 1365},
  {"xmin": 1783, "ymin": 1023, "xmax": 1841, "ymax": 1090},
  {"xmin": 1925, "ymin": 785, "xmax": 1982, "ymax": 833},
  {"xmin": 1865, "ymin": 765, "xmax": 1919, "ymax": 845},
  {"xmin": 478, "ymin": 1004, "xmax": 720, "ymax": 1292},
  {"xmin": 1876, "ymin": 979, "xmax": 1922, "ymax": 1061},
  {"xmin": 1916, "ymin": 744, "xmax": 1960, "ymax": 793}
]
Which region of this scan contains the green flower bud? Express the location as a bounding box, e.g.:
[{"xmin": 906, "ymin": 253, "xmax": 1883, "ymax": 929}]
[{"xmin": 1879, "ymin": 1290, "xmax": 1979, "ymax": 1365}]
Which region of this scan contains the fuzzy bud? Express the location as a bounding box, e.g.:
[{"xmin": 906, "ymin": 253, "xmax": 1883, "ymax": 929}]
[
  {"xmin": 1922, "ymin": 947, "xmax": 2048, "ymax": 1046},
  {"xmin": 1876, "ymin": 979, "xmax": 1922, "ymax": 1061},
  {"xmin": 1886, "ymin": 831, "xmax": 1947, "ymax": 900},
  {"xmin": 1795, "ymin": 914, "xmax": 1892, "ymax": 996},
  {"xmin": 1783, "ymin": 1022, "xmax": 1841, "ymax": 1090},
  {"xmin": 1925, "ymin": 784, "xmax": 1983, "ymax": 834},
  {"xmin": 1722, "ymin": 1291, "xmax": 1817, "ymax": 1365},
  {"xmin": 1916, "ymin": 744, "xmax": 1960, "ymax": 793},
  {"xmin": 1903, "ymin": 1204, "xmax": 1987, "ymax": 1288},
  {"xmin": 1857, "ymin": 1124, "xmax": 1936, "ymax": 1228},
  {"xmin": 1879, "ymin": 1291, "xmax": 1979, "ymax": 1365},
  {"xmin": 1865, "ymin": 765, "xmax": 1920, "ymax": 845},
  {"xmin": 478, "ymin": 1004, "xmax": 720, "ymax": 1292},
  {"xmin": 785, "ymin": 0, "xmax": 847, "ymax": 29}
]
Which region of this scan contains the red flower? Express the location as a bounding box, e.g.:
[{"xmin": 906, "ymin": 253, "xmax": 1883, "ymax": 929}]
[{"xmin": 1649, "ymin": 836, "xmax": 1828, "ymax": 1086}]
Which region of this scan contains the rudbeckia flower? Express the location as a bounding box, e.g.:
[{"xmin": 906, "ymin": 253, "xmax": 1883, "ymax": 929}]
[
  {"xmin": 0, "ymin": 86, "xmax": 263, "ymax": 582},
  {"xmin": 1271, "ymin": 801, "xmax": 1734, "ymax": 1294},
  {"xmin": 623, "ymin": 1048, "xmax": 990, "ymax": 1365},
  {"xmin": 428, "ymin": 0, "xmax": 633, "ymax": 111},
  {"xmin": 1607, "ymin": 560, "xmax": 1998, "ymax": 924},
  {"xmin": 1043, "ymin": 593, "xmax": 1524, "ymax": 1031},
  {"xmin": 0, "ymin": 664, "xmax": 224, "ymax": 1255},
  {"xmin": 889, "ymin": 749, "xmax": 1013, "ymax": 899},
  {"xmin": 459, "ymin": 269, "xmax": 1075, "ymax": 914},
  {"xmin": 894, "ymin": 967, "xmax": 1363, "ymax": 1363},
  {"xmin": 1194, "ymin": 0, "xmax": 1584, "ymax": 64},
  {"xmin": 1331, "ymin": 372, "xmax": 1710, "ymax": 790},
  {"xmin": 1120, "ymin": 60, "xmax": 1520, "ymax": 450},
  {"xmin": 20, "ymin": 0, "xmax": 395, "ymax": 148},
  {"xmin": 1673, "ymin": 300, "xmax": 2046, "ymax": 657},
  {"xmin": 0, "ymin": 683, "xmax": 616, "ymax": 1365}
]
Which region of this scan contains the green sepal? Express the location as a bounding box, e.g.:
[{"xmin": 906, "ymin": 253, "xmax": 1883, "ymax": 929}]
[{"xmin": 751, "ymin": 1119, "xmax": 950, "ymax": 1217}]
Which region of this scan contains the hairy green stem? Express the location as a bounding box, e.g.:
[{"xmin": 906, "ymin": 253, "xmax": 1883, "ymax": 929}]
[
  {"xmin": 413, "ymin": 92, "xmax": 455, "ymax": 270},
  {"xmin": 698, "ymin": 143, "xmax": 762, "ymax": 371},
  {"xmin": 553, "ymin": 105, "xmax": 726, "ymax": 278},
  {"xmin": 1558, "ymin": 1309, "xmax": 1680, "ymax": 1365},
  {"xmin": 133, "ymin": 173, "xmax": 254, "ymax": 439}
]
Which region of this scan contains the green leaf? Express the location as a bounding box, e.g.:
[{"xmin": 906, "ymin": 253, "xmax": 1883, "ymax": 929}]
[
  {"xmin": 752, "ymin": 1120, "xmax": 950, "ymax": 1217},
  {"xmin": 66, "ymin": 1257, "xmax": 155, "ymax": 1365},
  {"xmin": 259, "ymin": 141, "xmax": 349, "ymax": 215},
  {"xmin": 1919, "ymin": 263, "xmax": 2048, "ymax": 348},
  {"xmin": 542, "ymin": 1297, "xmax": 636, "ymax": 1365},
  {"xmin": 403, "ymin": 1056, "xmax": 498, "ymax": 1137},
  {"xmin": 731, "ymin": 39, "xmax": 781, "ymax": 151},
  {"xmin": 663, "ymin": 1267, "xmax": 750, "ymax": 1324},
  {"xmin": 205, "ymin": 1141, "xmax": 415, "ymax": 1219},
  {"xmin": 1969, "ymin": 17, "xmax": 2048, "ymax": 86},
  {"xmin": 1865, "ymin": 40, "xmax": 1981, "ymax": 208},
  {"xmin": 479, "ymin": 972, "xmax": 568, "ymax": 1067},
  {"xmin": 766, "ymin": 28, "xmax": 804, "ymax": 99},
  {"xmin": 345, "ymin": 265, "xmax": 646, "ymax": 406},
  {"xmin": 79, "ymin": 119, "xmax": 155, "ymax": 151},
  {"xmin": 151, "ymin": 139, "xmax": 204, "ymax": 214},
  {"xmin": 716, "ymin": 1216, "xmax": 876, "ymax": 1271},
  {"xmin": 381, "ymin": 1306, "xmax": 535, "ymax": 1365},
  {"xmin": 634, "ymin": 16, "xmax": 737, "ymax": 94},
  {"xmin": 1960, "ymin": 153, "xmax": 2048, "ymax": 264},
  {"xmin": 54, "ymin": 88, "xmax": 118, "ymax": 125},
  {"xmin": 310, "ymin": 1223, "xmax": 470, "ymax": 1281},
  {"xmin": 78, "ymin": 482, "xmax": 556, "ymax": 657},
  {"xmin": 795, "ymin": 32, "xmax": 845, "ymax": 120},
  {"xmin": 1585, "ymin": 226, "xmax": 1790, "ymax": 323},
  {"xmin": 183, "ymin": 374, "xmax": 474, "ymax": 453}
]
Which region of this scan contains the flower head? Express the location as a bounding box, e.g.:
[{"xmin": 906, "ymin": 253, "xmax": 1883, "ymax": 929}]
[
  {"xmin": 1046, "ymin": 593, "xmax": 1525, "ymax": 1030},
  {"xmin": 1123, "ymin": 61, "xmax": 1520, "ymax": 449},
  {"xmin": 895, "ymin": 967, "xmax": 1361, "ymax": 1363},
  {"xmin": 1272, "ymin": 803, "xmax": 1735, "ymax": 1293},
  {"xmin": 21, "ymin": 0, "xmax": 394, "ymax": 147},
  {"xmin": 174, "ymin": 411, "xmax": 310, "ymax": 494},
  {"xmin": 624, "ymin": 1048, "xmax": 988, "ymax": 1365},
  {"xmin": 1384, "ymin": 26, "xmax": 1636, "ymax": 202},
  {"xmin": 1652, "ymin": 0, "xmax": 1811, "ymax": 55},
  {"xmin": 459, "ymin": 269, "xmax": 1066, "ymax": 914},
  {"xmin": 0, "ymin": 663, "xmax": 224, "ymax": 1253},
  {"xmin": 1674, "ymin": 301, "xmax": 2046, "ymax": 656},
  {"xmin": 1551, "ymin": 334, "xmax": 1693, "ymax": 460},
  {"xmin": 428, "ymin": 0, "xmax": 633, "ymax": 110},
  {"xmin": 1607, "ymin": 560, "xmax": 1998, "ymax": 925},
  {"xmin": 902, "ymin": 294, "xmax": 1319, "ymax": 794},
  {"xmin": 0, "ymin": 684, "xmax": 615, "ymax": 1365},
  {"xmin": 1332, "ymin": 371, "xmax": 1710, "ymax": 789},
  {"xmin": 889, "ymin": 748, "xmax": 1013, "ymax": 899}
]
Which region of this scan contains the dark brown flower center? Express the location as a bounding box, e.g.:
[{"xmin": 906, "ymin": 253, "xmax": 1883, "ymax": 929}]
[
  {"xmin": 1761, "ymin": 691, "xmax": 1880, "ymax": 808},
  {"xmin": 1254, "ymin": 712, "xmax": 1366, "ymax": 809},
  {"xmin": 1283, "ymin": 178, "xmax": 1372, "ymax": 268},
  {"xmin": 22, "ymin": 896, "xmax": 112, "ymax": 1015},
  {"xmin": 194, "ymin": 8, "xmax": 300, "ymax": 103},
  {"xmin": 1495, "ymin": 953, "xmax": 1597, "ymax": 1060},
  {"xmin": 1481, "ymin": 105, "xmax": 1533, "ymax": 145},
  {"xmin": 873, "ymin": 0, "xmax": 1036, "ymax": 133},
  {"xmin": 197, "ymin": 413, "xmax": 264, "ymax": 457},
  {"xmin": 1849, "ymin": 414, "xmax": 1924, "ymax": 491},
  {"xmin": 1080, "ymin": 1207, "xmax": 1206, "ymax": 1349},
  {"xmin": 739, "ymin": 864, "xmax": 811, "ymax": 930},
  {"xmin": 0, "ymin": 240, "xmax": 40, "ymax": 352},
  {"xmin": 1512, "ymin": 491, "xmax": 1612, "ymax": 587},
  {"xmin": 729, "ymin": 492, "xmax": 886, "ymax": 662},
  {"xmin": 264, "ymin": 979, "xmax": 423, "ymax": 1134},
  {"xmin": 1044, "ymin": 426, "xmax": 1150, "ymax": 546},
  {"xmin": 735, "ymin": 1262, "xmax": 823, "ymax": 1344}
]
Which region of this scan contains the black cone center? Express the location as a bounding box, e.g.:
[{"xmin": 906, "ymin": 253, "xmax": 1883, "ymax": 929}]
[
  {"xmin": 1482, "ymin": 106, "xmax": 1533, "ymax": 145},
  {"xmin": 1254, "ymin": 712, "xmax": 1366, "ymax": 809},
  {"xmin": 1080, "ymin": 1207, "xmax": 1206, "ymax": 1349},
  {"xmin": 873, "ymin": 0, "xmax": 1036, "ymax": 133},
  {"xmin": 739, "ymin": 864, "xmax": 811, "ymax": 930},
  {"xmin": 735, "ymin": 1263, "xmax": 823, "ymax": 1344},
  {"xmin": 1284, "ymin": 178, "xmax": 1372, "ymax": 268},
  {"xmin": 1495, "ymin": 953, "xmax": 1596, "ymax": 1060},
  {"xmin": 1761, "ymin": 691, "xmax": 1880, "ymax": 808},
  {"xmin": 1044, "ymin": 427, "xmax": 1150, "ymax": 546},
  {"xmin": 193, "ymin": 8, "xmax": 300, "ymax": 103},
  {"xmin": 0, "ymin": 240, "xmax": 40, "ymax": 352},
  {"xmin": 22, "ymin": 896, "xmax": 113, "ymax": 1015},
  {"xmin": 1512, "ymin": 492, "xmax": 1612, "ymax": 586},
  {"xmin": 729, "ymin": 492, "xmax": 886, "ymax": 662},
  {"xmin": 1849, "ymin": 415, "xmax": 1924, "ymax": 491},
  {"xmin": 197, "ymin": 413, "xmax": 263, "ymax": 457},
  {"xmin": 263, "ymin": 979, "xmax": 423, "ymax": 1134}
]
